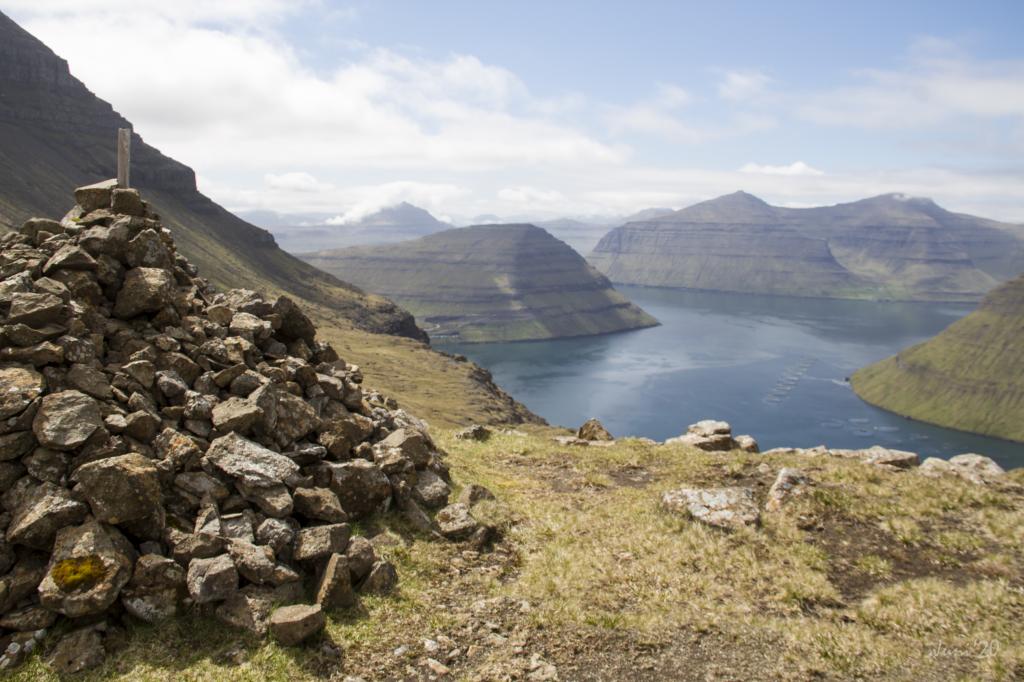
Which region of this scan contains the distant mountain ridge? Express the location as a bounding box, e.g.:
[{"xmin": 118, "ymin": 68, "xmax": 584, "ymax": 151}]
[
  {"xmin": 255, "ymin": 202, "xmax": 452, "ymax": 253},
  {"xmin": 589, "ymin": 191, "xmax": 1024, "ymax": 301},
  {"xmin": 852, "ymin": 273, "xmax": 1024, "ymax": 442},
  {"xmin": 0, "ymin": 10, "xmax": 424, "ymax": 340},
  {"xmin": 300, "ymin": 224, "xmax": 659, "ymax": 342}
]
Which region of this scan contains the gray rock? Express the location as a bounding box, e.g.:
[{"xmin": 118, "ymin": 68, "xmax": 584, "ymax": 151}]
[
  {"xmin": 237, "ymin": 481, "xmax": 294, "ymax": 518},
  {"xmin": 765, "ymin": 468, "xmax": 809, "ymax": 512},
  {"xmin": 661, "ymin": 487, "xmax": 760, "ymax": 529},
  {"xmin": 361, "ymin": 560, "xmax": 398, "ymax": 594},
  {"xmin": 315, "ymin": 553, "xmax": 355, "ymax": 609},
  {"xmin": 204, "ymin": 432, "xmax": 300, "ymax": 488},
  {"xmin": 269, "ymin": 603, "xmax": 324, "ymax": 646},
  {"xmin": 211, "ymin": 397, "xmax": 262, "ymax": 434},
  {"xmin": 577, "ymin": 418, "xmax": 613, "ymax": 441},
  {"xmin": 216, "ymin": 586, "xmax": 275, "ymax": 636},
  {"xmin": 0, "ymin": 431, "xmax": 35, "ymax": 461},
  {"xmin": 74, "ymin": 179, "xmax": 116, "ymax": 212},
  {"xmin": 255, "ymin": 518, "xmax": 295, "ymax": 554},
  {"xmin": 38, "ymin": 520, "xmax": 134, "ymax": 617},
  {"xmin": 734, "ymin": 435, "xmax": 760, "ymax": 453},
  {"xmin": 413, "ymin": 470, "xmax": 451, "ymax": 510},
  {"xmin": 66, "ymin": 363, "xmax": 112, "ymax": 399},
  {"xmin": 688, "ymin": 420, "xmax": 732, "ymax": 437},
  {"xmin": 344, "ymin": 536, "xmax": 376, "ymax": 581},
  {"xmin": 6, "ymin": 482, "xmax": 88, "ymax": 549},
  {"xmin": 6, "ymin": 292, "xmax": 65, "ymax": 327},
  {"xmin": 327, "ymin": 460, "xmax": 392, "ymax": 519},
  {"xmin": 32, "ymin": 389, "xmax": 102, "ymax": 450},
  {"xmin": 22, "ymin": 447, "xmax": 67, "ymax": 483},
  {"xmin": 120, "ymin": 554, "xmax": 185, "ymax": 622},
  {"xmin": 293, "ymin": 487, "xmax": 348, "ymax": 523},
  {"xmin": 43, "ymin": 244, "xmax": 97, "ymax": 274},
  {"xmin": 293, "ymin": 524, "xmax": 351, "ymax": 563},
  {"xmin": 377, "ymin": 429, "xmax": 431, "ymax": 468},
  {"xmin": 72, "ymin": 453, "xmax": 164, "ymax": 526},
  {"xmin": 48, "ymin": 627, "xmax": 105, "ymax": 675},
  {"xmin": 186, "ymin": 554, "xmax": 238, "ymax": 604},
  {"xmin": 436, "ymin": 503, "xmax": 479, "ymax": 540},
  {"xmin": 457, "ymin": 484, "xmax": 496, "ymax": 507},
  {"xmin": 125, "ymin": 229, "xmax": 173, "ymax": 269},
  {"xmin": 454, "ymin": 424, "xmax": 492, "ymax": 441},
  {"xmin": 0, "ymin": 365, "xmax": 46, "ymax": 420},
  {"xmin": 113, "ymin": 267, "xmax": 175, "ymax": 319}
]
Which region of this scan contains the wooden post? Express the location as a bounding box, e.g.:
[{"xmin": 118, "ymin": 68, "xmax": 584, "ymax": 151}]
[{"xmin": 117, "ymin": 128, "xmax": 131, "ymax": 188}]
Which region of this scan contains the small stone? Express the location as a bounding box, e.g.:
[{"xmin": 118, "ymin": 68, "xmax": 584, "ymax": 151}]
[
  {"xmin": 457, "ymin": 484, "xmax": 496, "ymax": 507},
  {"xmin": 269, "ymin": 604, "xmax": 325, "ymax": 646},
  {"xmin": 293, "ymin": 487, "xmax": 348, "ymax": 523},
  {"xmin": 764, "ymin": 468, "xmax": 809, "ymax": 512},
  {"xmin": 344, "ymin": 536, "xmax": 376, "ymax": 581},
  {"xmin": 454, "ymin": 424, "xmax": 491, "ymax": 441}
]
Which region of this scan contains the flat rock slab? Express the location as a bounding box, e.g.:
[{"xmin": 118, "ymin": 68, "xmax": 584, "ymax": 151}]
[
  {"xmin": 270, "ymin": 604, "xmax": 324, "ymax": 646},
  {"xmin": 661, "ymin": 487, "xmax": 760, "ymax": 529},
  {"xmin": 204, "ymin": 432, "xmax": 299, "ymax": 488}
]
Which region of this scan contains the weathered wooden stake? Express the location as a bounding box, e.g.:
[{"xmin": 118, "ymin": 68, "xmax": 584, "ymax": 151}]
[{"xmin": 117, "ymin": 128, "xmax": 131, "ymax": 188}]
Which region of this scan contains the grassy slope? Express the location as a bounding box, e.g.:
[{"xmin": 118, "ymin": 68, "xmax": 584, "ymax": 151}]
[
  {"xmin": 302, "ymin": 225, "xmax": 659, "ymax": 343},
  {"xmin": 11, "ymin": 430, "xmax": 1024, "ymax": 680},
  {"xmin": 852, "ymin": 274, "xmax": 1024, "ymax": 442}
]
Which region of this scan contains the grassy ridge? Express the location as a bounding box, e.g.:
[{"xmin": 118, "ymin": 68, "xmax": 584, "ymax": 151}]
[{"xmin": 852, "ymin": 274, "xmax": 1024, "ymax": 442}]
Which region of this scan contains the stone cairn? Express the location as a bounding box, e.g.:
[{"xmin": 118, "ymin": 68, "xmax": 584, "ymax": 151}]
[{"xmin": 0, "ymin": 180, "xmax": 474, "ymax": 672}]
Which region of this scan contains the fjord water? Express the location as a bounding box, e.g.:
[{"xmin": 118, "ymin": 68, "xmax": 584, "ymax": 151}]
[{"xmin": 439, "ymin": 286, "xmax": 1024, "ymax": 469}]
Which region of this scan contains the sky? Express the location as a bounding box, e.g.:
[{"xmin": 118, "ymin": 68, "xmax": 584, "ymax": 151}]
[{"xmin": 5, "ymin": 0, "xmax": 1024, "ymax": 223}]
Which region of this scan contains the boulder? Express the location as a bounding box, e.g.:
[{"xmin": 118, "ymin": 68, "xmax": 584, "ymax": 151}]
[
  {"xmin": 38, "ymin": 520, "xmax": 134, "ymax": 617},
  {"xmin": 269, "ymin": 604, "xmax": 324, "ymax": 646},
  {"xmin": 734, "ymin": 435, "xmax": 759, "ymax": 453},
  {"xmin": 361, "ymin": 560, "xmax": 398, "ymax": 594},
  {"xmin": 661, "ymin": 487, "xmax": 760, "ymax": 529},
  {"xmin": 72, "ymin": 453, "xmax": 164, "ymax": 526},
  {"xmin": 32, "ymin": 390, "xmax": 102, "ymax": 450},
  {"xmin": 920, "ymin": 454, "xmax": 1006, "ymax": 485},
  {"xmin": 377, "ymin": 429, "xmax": 431, "ymax": 468},
  {"xmin": 125, "ymin": 229, "xmax": 173, "ymax": 269},
  {"xmin": 48, "ymin": 627, "xmax": 105, "ymax": 675},
  {"xmin": 216, "ymin": 586, "xmax": 276, "ymax": 636},
  {"xmin": 665, "ymin": 432, "xmax": 736, "ymax": 452},
  {"xmin": 344, "ymin": 536, "xmax": 376, "ymax": 581},
  {"xmin": 577, "ymin": 418, "xmax": 613, "ymax": 441},
  {"xmin": 43, "ymin": 244, "xmax": 97, "ymax": 274},
  {"xmin": 74, "ymin": 179, "xmax": 116, "ymax": 212},
  {"xmin": 273, "ymin": 296, "xmax": 316, "ymax": 344},
  {"xmin": 211, "ymin": 397, "xmax": 262, "ymax": 434},
  {"xmin": 6, "ymin": 292, "xmax": 66, "ymax": 327},
  {"xmin": 688, "ymin": 420, "xmax": 732, "ymax": 437},
  {"xmin": 457, "ymin": 484, "xmax": 496, "ymax": 507}
]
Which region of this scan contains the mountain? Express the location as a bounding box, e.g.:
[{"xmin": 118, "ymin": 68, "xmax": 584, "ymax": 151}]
[
  {"xmin": 257, "ymin": 202, "xmax": 452, "ymax": 253},
  {"xmin": 851, "ymin": 273, "xmax": 1024, "ymax": 442},
  {"xmin": 589, "ymin": 191, "xmax": 1024, "ymax": 301},
  {"xmin": 0, "ymin": 11, "xmax": 425, "ymax": 340},
  {"xmin": 301, "ymin": 224, "xmax": 659, "ymax": 342},
  {"xmin": 0, "ymin": 10, "xmax": 541, "ymax": 428}
]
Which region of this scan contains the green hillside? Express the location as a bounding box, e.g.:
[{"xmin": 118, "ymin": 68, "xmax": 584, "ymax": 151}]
[
  {"xmin": 852, "ymin": 273, "xmax": 1024, "ymax": 441},
  {"xmin": 302, "ymin": 224, "xmax": 659, "ymax": 342}
]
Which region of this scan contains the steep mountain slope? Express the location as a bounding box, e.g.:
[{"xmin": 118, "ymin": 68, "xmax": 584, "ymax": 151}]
[
  {"xmin": 259, "ymin": 202, "xmax": 453, "ymax": 253},
  {"xmin": 302, "ymin": 224, "xmax": 659, "ymax": 342},
  {"xmin": 590, "ymin": 191, "xmax": 1024, "ymax": 301},
  {"xmin": 0, "ymin": 10, "xmax": 422, "ymax": 340},
  {"xmin": 851, "ymin": 273, "xmax": 1024, "ymax": 442}
]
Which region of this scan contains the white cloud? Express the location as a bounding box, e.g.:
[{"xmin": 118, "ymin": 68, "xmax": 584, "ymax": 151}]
[
  {"xmin": 718, "ymin": 70, "xmax": 771, "ymax": 100},
  {"xmin": 799, "ymin": 40, "xmax": 1024, "ymax": 129},
  {"xmin": 264, "ymin": 172, "xmax": 333, "ymax": 193},
  {"xmin": 321, "ymin": 182, "xmax": 469, "ymax": 224},
  {"xmin": 607, "ymin": 84, "xmax": 704, "ymax": 142},
  {"xmin": 4, "ymin": 0, "xmax": 306, "ymax": 25},
  {"xmin": 497, "ymin": 186, "xmax": 566, "ymax": 204},
  {"xmin": 739, "ymin": 161, "xmax": 825, "ymax": 176}
]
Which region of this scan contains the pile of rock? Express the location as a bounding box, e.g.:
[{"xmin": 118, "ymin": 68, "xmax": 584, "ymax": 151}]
[
  {"xmin": 0, "ymin": 181, "xmax": 472, "ymax": 671},
  {"xmin": 664, "ymin": 420, "xmax": 759, "ymax": 453}
]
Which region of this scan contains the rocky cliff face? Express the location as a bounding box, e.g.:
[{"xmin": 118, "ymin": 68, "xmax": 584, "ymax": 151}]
[
  {"xmin": 852, "ymin": 273, "xmax": 1024, "ymax": 442},
  {"xmin": 589, "ymin": 191, "xmax": 1024, "ymax": 301},
  {"xmin": 301, "ymin": 224, "xmax": 659, "ymax": 343},
  {"xmin": 0, "ymin": 11, "xmax": 423, "ymax": 341}
]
